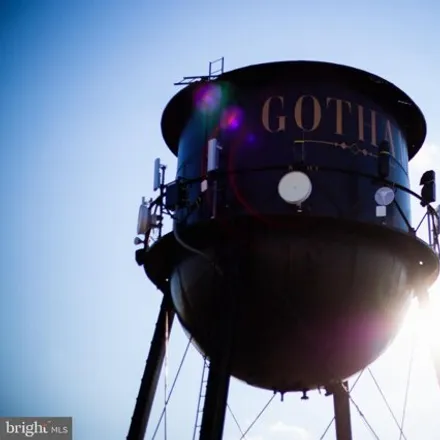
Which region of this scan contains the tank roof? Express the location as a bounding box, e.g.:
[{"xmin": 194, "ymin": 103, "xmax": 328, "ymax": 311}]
[{"xmin": 161, "ymin": 60, "xmax": 426, "ymax": 159}]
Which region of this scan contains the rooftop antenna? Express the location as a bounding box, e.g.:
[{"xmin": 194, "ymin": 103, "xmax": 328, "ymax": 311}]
[{"xmin": 153, "ymin": 158, "xmax": 161, "ymax": 192}]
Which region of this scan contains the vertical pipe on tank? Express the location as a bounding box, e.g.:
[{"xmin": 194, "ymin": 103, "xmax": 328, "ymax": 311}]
[
  {"xmin": 127, "ymin": 290, "xmax": 175, "ymax": 440},
  {"xmin": 333, "ymin": 381, "xmax": 353, "ymax": 440}
]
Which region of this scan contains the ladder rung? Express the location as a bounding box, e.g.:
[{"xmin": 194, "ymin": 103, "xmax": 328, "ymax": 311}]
[{"xmin": 192, "ymin": 358, "xmax": 212, "ymax": 440}]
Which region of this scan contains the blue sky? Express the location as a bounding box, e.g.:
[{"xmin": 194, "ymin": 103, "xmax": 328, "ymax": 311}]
[{"xmin": 1, "ymin": 1, "xmax": 439, "ymax": 439}]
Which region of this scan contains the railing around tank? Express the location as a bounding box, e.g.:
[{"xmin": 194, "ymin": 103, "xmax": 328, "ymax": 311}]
[
  {"xmin": 136, "ymin": 164, "xmax": 439, "ymax": 266},
  {"xmin": 161, "ymin": 164, "xmax": 438, "ymax": 256}
]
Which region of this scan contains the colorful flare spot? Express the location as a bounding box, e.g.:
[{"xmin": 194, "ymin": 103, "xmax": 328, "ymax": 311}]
[
  {"xmin": 247, "ymin": 133, "xmax": 256, "ymax": 144},
  {"xmin": 220, "ymin": 106, "xmax": 243, "ymax": 130},
  {"xmin": 194, "ymin": 84, "xmax": 222, "ymax": 112}
]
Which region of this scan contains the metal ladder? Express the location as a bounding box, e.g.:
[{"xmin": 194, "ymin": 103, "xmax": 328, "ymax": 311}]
[
  {"xmin": 209, "ymin": 57, "xmax": 225, "ymax": 79},
  {"xmin": 174, "ymin": 57, "xmax": 225, "ymax": 86},
  {"xmin": 192, "ymin": 358, "xmax": 210, "ymax": 440}
]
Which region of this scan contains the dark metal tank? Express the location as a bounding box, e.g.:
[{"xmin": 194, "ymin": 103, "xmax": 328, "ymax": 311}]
[{"xmin": 144, "ymin": 61, "xmax": 439, "ymax": 392}]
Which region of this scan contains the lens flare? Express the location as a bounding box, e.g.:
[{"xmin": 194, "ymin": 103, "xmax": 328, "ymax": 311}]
[
  {"xmin": 246, "ymin": 133, "xmax": 256, "ymax": 144},
  {"xmin": 220, "ymin": 106, "xmax": 243, "ymax": 131},
  {"xmin": 194, "ymin": 83, "xmax": 222, "ymax": 113}
]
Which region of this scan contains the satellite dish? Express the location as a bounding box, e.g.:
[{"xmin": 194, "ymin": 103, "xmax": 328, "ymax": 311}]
[
  {"xmin": 374, "ymin": 187, "xmax": 395, "ymax": 206},
  {"xmin": 278, "ymin": 171, "xmax": 312, "ymax": 205}
]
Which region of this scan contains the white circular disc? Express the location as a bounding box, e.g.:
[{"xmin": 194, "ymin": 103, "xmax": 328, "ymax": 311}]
[
  {"xmin": 278, "ymin": 171, "xmax": 312, "ymax": 204},
  {"xmin": 374, "ymin": 187, "xmax": 395, "ymax": 206}
]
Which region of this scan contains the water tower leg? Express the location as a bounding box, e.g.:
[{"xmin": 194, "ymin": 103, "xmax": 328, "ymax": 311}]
[
  {"xmin": 127, "ymin": 290, "xmax": 175, "ymax": 440},
  {"xmin": 199, "ymin": 252, "xmax": 238, "ymax": 440},
  {"xmin": 198, "ymin": 350, "xmax": 232, "ymax": 440},
  {"xmin": 333, "ymin": 381, "xmax": 353, "ymax": 440}
]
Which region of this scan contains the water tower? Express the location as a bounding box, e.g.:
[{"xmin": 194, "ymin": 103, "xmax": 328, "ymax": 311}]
[{"xmin": 128, "ymin": 59, "xmax": 440, "ymax": 440}]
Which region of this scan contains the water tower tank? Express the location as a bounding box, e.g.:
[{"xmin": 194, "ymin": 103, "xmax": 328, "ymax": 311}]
[{"xmin": 143, "ymin": 61, "xmax": 439, "ymax": 393}]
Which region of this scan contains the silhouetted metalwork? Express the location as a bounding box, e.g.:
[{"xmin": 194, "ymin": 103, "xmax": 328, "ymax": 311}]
[{"xmin": 129, "ymin": 60, "xmax": 439, "ymax": 440}]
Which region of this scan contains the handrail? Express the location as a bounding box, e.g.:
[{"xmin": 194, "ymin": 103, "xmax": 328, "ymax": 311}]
[{"xmin": 151, "ymin": 163, "xmax": 439, "ymax": 257}]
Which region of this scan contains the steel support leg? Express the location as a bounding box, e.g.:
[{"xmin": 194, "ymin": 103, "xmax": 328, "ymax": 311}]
[
  {"xmin": 333, "ymin": 381, "xmax": 352, "ymax": 440},
  {"xmin": 127, "ymin": 291, "xmax": 175, "ymax": 440},
  {"xmin": 198, "ymin": 345, "xmax": 232, "ymax": 440},
  {"xmin": 199, "ymin": 248, "xmax": 238, "ymax": 440}
]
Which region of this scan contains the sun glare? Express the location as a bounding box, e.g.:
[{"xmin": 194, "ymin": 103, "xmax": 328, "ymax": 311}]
[{"xmin": 400, "ymin": 279, "xmax": 440, "ymax": 353}]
